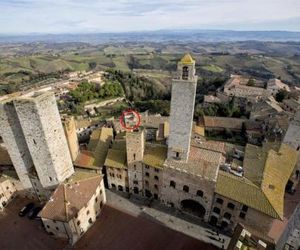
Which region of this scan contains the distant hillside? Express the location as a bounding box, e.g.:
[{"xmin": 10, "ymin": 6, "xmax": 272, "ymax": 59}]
[
  {"xmin": 0, "ymin": 41, "xmax": 300, "ymax": 95},
  {"xmin": 1, "ymin": 30, "xmax": 300, "ymax": 44}
]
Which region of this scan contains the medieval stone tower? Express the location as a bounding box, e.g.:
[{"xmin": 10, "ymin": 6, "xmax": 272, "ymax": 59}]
[
  {"xmin": 167, "ymin": 54, "xmax": 198, "ymax": 162},
  {"xmin": 13, "ymin": 91, "xmax": 74, "ymax": 188},
  {"xmin": 62, "ymin": 116, "xmax": 79, "ymax": 162},
  {"xmin": 126, "ymin": 129, "xmax": 145, "ymax": 194},
  {"xmin": 0, "ymin": 98, "xmax": 34, "ymax": 189}
]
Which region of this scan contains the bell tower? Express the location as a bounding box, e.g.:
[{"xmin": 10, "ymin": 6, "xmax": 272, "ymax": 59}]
[{"xmin": 167, "ymin": 54, "xmax": 197, "ymax": 162}]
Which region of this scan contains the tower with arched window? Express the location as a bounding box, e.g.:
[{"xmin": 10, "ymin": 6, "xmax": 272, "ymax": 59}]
[{"xmin": 167, "ymin": 53, "xmax": 197, "ymax": 162}]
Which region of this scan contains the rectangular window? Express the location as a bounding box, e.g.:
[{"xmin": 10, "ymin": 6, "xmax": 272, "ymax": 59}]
[
  {"xmin": 242, "ymin": 205, "xmax": 248, "ymax": 212},
  {"xmin": 239, "ymin": 212, "xmax": 246, "ymax": 219}
]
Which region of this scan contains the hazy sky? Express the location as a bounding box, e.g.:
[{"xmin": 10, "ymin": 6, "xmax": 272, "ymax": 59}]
[{"xmin": 1, "ymin": 0, "xmax": 300, "ymax": 34}]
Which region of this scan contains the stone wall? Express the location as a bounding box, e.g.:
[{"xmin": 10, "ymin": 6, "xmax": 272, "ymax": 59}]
[{"xmin": 107, "ymin": 166, "xmax": 128, "ymax": 192}]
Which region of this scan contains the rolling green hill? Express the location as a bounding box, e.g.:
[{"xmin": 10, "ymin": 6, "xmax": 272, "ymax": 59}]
[{"xmin": 0, "ymin": 41, "xmax": 300, "ymax": 96}]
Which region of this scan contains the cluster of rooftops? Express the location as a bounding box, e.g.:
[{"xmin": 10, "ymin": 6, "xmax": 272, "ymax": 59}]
[{"xmin": 70, "ymin": 115, "xmax": 299, "ymax": 221}]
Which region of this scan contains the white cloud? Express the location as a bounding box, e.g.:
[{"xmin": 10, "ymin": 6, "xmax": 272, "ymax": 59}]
[{"xmin": 0, "ymin": 0, "xmax": 300, "ymax": 33}]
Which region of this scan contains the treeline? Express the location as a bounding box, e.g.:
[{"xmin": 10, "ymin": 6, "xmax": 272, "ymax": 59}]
[
  {"xmin": 104, "ymin": 69, "xmax": 169, "ymax": 102},
  {"xmin": 134, "ymin": 100, "xmax": 170, "ymax": 116},
  {"xmin": 69, "ymin": 80, "xmax": 124, "ymax": 104},
  {"xmin": 195, "ymin": 76, "xmax": 229, "ymax": 103},
  {"xmin": 195, "ymin": 98, "xmax": 249, "ymax": 119}
]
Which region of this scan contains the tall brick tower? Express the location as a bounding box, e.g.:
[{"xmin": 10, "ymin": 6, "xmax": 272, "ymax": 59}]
[
  {"xmin": 62, "ymin": 116, "xmax": 79, "ymax": 162},
  {"xmin": 14, "ymin": 92, "xmax": 74, "ymax": 188},
  {"xmin": 167, "ymin": 54, "xmax": 197, "ymax": 162}
]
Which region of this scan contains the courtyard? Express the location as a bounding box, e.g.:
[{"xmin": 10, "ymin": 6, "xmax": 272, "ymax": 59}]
[{"xmin": 0, "ymin": 196, "xmax": 218, "ymax": 250}]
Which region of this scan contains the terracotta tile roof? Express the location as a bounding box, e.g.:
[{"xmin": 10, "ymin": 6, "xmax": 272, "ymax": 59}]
[
  {"xmin": 217, "ymin": 143, "xmax": 298, "ymax": 220},
  {"xmin": 191, "ymin": 139, "xmax": 225, "ymax": 154},
  {"xmin": 262, "ymin": 144, "xmax": 299, "ymax": 219},
  {"xmin": 216, "ymin": 171, "xmax": 280, "ymax": 219},
  {"xmin": 243, "ymin": 143, "xmax": 280, "ymax": 186},
  {"xmin": 267, "ymin": 78, "xmax": 290, "ymax": 92},
  {"xmin": 87, "ymin": 128, "xmax": 113, "ymax": 168},
  {"xmin": 87, "ymin": 129, "xmax": 102, "ymax": 151},
  {"xmin": 40, "ymin": 171, "xmax": 102, "ymax": 222},
  {"xmin": 165, "ymin": 144, "xmax": 225, "ymax": 180},
  {"xmin": 104, "ymin": 149, "xmax": 127, "ymax": 169},
  {"xmin": 74, "ymin": 150, "xmax": 97, "ymax": 170},
  {"xmin": 141, "ymin": 115, "xmax": 169, "ymax": 129},
  {"xmin": 143, "ymin": 144, "xmax": 167, "ymax": 169},
  {"xmin": 111, "ymin": 140, "xmax": 126, "ymax": 150},
  {"xmin": 203, "ymin": 116, "xmax": 246, "ymax": 130}
]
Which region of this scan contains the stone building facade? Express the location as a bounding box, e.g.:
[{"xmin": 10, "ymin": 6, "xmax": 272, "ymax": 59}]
[
  {"xmin": 40, "ymin": 171, "xmax": 106, "ymax": 245},
  {"xmin": 161, "ymin": 141, "xmax": 225, "ymax": 222}
]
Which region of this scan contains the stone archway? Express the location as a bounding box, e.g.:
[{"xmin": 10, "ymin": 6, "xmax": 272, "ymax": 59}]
[{"xmin": 180, "ymin": 199, "xmax": 206, "ymax": 218}]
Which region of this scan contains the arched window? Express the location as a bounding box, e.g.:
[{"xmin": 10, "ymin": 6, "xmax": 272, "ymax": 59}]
[
  {"xmin": 170, "ymin": 180, "xmax": 176, "ymax": 188},
  {"xmin": 224, "ymin": 212, "xmax": 231, "ymax": 220},
  {"xmin": 196, "ymin": 190, "xmax": 203, "ymax": 197},
  {"xmin": 182, "ymin": 66, "xmax": 189, "ymax": 80},
  {"xmin": 183, "ymin": 185, "xmax": 189, "ymax": 193},
  {"xmin": 154, "ymin": 175, "xmax": 159, "ymax": 181},
  {"xmin": 213, "ymin": 207, "xmax": 221, "ymax": 214}
]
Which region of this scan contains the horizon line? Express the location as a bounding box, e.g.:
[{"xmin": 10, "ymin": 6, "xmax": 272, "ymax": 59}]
[{"xmin": 1, "ymin": 29, "xmax": 300, "ymax": 36}]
